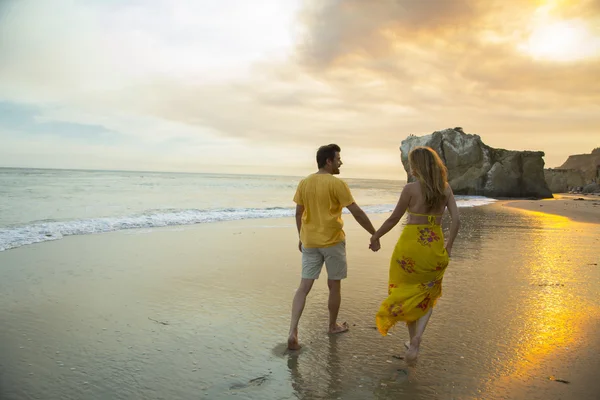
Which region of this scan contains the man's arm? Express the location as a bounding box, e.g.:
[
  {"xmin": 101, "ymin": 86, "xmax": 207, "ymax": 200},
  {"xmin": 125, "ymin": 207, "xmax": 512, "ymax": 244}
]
[
  {"xmin": 346, "ymin": 203, "xmax": 376, "ymax": 235},
  {"xmin": 295, "ymin": 204, "xmax": 304, "ymax": 235},
  {"xmin": 295, "ymin": 204, "xmax": 304, "ymax": 252}
]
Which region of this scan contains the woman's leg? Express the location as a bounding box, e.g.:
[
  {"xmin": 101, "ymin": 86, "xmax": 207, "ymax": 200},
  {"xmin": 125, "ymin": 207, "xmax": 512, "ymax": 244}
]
[
  {"xmin": 406, "ymin": 321, "xmax": 417, "ymax": 349},
  {"xmin": 405, "ymin": 308, "xmax": 433, "ymax": 365},
  {"xmin": 415, "ymin": 307, "xmax": 433, "ymax": 338}
]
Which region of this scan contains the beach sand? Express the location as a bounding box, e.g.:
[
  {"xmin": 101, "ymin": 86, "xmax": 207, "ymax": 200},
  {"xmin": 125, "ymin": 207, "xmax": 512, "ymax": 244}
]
[
  {"xmin": 502, "ymin": 194, "xmax": 600, "ymax": 224},
  {"xmin": 0, "ymin": 204, "xmax": 599, "ymax": 399}
]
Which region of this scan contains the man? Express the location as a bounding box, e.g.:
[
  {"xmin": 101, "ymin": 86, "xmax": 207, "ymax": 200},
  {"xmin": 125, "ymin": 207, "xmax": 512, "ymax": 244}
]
[{"xmin": 287, "ymin": 144, "xmax": 380, "ymax": 350}]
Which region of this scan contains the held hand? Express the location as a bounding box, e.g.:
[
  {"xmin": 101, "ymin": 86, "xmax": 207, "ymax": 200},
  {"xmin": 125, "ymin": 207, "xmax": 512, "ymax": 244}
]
[
  {"xmin": 369, "ymin": 240, "xmax": 381, "ymax": 252},
  {"xmin": 369, "ymin": 236, "xmax": 381, "ymax": 252},
  {"xmin": 298, "ymin": 240, "xmax": 303, "ymax": 253}
]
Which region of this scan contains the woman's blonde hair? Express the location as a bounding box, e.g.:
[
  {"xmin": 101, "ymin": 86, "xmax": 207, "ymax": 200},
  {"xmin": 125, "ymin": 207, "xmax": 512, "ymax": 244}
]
[{"xmin": 408, "ymin": 146, "xmax": 448, "ymax": 211}]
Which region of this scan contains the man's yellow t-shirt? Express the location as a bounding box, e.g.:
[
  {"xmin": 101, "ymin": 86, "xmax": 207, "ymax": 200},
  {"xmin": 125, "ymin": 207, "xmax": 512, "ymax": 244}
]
[{"xmin": 293, "ymin": 173, "xmax": 355, "ymax": 248}]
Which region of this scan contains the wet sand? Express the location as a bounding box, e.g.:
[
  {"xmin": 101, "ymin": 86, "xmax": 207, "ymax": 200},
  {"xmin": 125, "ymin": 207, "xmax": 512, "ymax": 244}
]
[
  {"xmin": 502, "ymin": 194, "xmax": 600, "ymax": 224},
  {"xmin": 0, "ymin": 205, "xmax": 599, "ymax": 399}
]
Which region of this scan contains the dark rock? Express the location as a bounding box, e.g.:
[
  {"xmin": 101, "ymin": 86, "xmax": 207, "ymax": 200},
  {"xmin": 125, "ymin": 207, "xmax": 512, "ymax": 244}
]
[
  {"xmin": 583, "ymin": 183, "xmax": 600, "ymax": 193},
  {"xmin": 544, "ymin": 168, "xmax": 586, "ymax": 193},
  {"xmin": 400, "ymin": 128, "xmax": 553, "ymax": 199}
]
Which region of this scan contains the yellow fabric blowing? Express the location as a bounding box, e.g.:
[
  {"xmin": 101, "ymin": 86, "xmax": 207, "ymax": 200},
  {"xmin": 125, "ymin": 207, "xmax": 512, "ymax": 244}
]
[
  {"xmin": 293, "ymin": 174, "xmax": 354, "ymax": 248},
  {"xmin": 376, "ymin": 216, "xmax": 449, "ymax": 336}
]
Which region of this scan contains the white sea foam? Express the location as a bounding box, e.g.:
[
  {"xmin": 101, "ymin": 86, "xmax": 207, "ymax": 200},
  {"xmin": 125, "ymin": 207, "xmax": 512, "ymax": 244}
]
[
  {"xmin": 454, "ymin": 196, "xmax": 498, "ymax": 207},
  {"xmin": 0, "ymin": 197, "xmax": 495, "ymax": 252}
]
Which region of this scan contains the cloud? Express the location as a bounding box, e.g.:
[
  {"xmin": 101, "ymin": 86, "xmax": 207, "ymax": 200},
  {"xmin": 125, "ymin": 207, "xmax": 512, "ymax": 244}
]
[
  {"xmin": 0, "ymin": 102, "xmax": 121, "ymax": 143},
  {"xmin": 288, "ymin": 0, "xmax": 600, "ymax": 169},
  {"xmin": 0, "ymin": 0, "xmax": 599, "ymax": 179},
  {"xmin": 296, "ymin": 0, "xmax": 600, "ymax": 106},
  {"xmin": 296, "ymin": 0, "xmax": 483, "ymax": 70}
]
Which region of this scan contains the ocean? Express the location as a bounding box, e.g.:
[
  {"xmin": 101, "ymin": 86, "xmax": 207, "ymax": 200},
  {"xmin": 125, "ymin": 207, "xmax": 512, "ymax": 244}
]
[{"xmin": 0, "ymin": 168, "xmax": 495, "ymax": 252}]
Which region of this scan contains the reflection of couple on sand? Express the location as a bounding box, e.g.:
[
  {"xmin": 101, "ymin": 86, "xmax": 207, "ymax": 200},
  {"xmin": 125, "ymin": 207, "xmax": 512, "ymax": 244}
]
[{"xmin": 287, "ymin": 144, "xmax": 461, "ymax": 365}]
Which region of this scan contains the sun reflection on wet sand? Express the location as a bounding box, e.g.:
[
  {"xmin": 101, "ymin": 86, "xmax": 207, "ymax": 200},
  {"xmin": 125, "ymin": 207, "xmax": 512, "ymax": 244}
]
[{"xmin": 482, "ymin": 207, "xmax": 600, "ymax": 395}]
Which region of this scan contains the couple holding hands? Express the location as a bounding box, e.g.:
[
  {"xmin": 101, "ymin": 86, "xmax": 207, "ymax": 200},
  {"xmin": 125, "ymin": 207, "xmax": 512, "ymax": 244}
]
[{"xmin": 287, "ymin": 144, "xmax": 460, "ymax": 365}]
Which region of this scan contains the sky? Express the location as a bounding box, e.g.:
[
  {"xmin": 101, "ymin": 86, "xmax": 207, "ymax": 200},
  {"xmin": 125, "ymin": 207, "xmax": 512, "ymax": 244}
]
[{"xmin": 0, "ymin": 0, "xmax": 599, "ymax": 180}]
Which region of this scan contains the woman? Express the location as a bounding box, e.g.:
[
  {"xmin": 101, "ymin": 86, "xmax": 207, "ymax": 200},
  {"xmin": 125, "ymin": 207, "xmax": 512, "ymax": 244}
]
[{"xmin": 370, "ymin": 146, "xmax": 460, "ymax": 365}]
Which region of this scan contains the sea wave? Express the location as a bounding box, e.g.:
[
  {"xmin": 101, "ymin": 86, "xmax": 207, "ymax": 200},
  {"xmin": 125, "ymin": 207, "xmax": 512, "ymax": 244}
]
[{"xmin": 0, "ymin": 197, "xmax": 495, "ymax": 252}]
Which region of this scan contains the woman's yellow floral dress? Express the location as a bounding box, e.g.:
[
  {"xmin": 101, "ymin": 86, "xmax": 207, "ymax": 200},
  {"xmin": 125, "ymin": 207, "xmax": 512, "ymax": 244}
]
[{"xmin": 376, "ymin": 211, "xmax": 450, "ymax": 336}]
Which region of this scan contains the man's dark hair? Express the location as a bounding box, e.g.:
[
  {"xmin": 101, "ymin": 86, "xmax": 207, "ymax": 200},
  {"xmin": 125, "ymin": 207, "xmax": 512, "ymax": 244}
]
[{"xmin": 316, "ymin": 144, "xmax": 341, "ymax": 168}]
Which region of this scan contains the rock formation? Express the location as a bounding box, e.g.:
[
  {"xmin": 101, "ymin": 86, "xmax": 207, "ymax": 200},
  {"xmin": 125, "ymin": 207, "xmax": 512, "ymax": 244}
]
[
  {"xmin": 544, "ymin": 148, "xmax": 600, "ymax": 193},
  {"xmin": 400, "ymin": 128, "xmax": 553, "ymax": 199},
  {"xmin": 544, "ymin": 169, "xmax": 586, "ymax": 193}
]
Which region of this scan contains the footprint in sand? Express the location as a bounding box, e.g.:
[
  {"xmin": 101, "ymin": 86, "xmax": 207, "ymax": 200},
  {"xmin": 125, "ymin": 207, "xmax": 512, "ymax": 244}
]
[
  {"xmin": 229, "ymin": 374, "xmax": 271, "ymax": 390},
  {"xmin": 271, "ymin": 343, "xmax": 306, "ymax": 358},
  {"xmin": 379, "ymin": 368, "xmax": 410, "ymax": 387}
]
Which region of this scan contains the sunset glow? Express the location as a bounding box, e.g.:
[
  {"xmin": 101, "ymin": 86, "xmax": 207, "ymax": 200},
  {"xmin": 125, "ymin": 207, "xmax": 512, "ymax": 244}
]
[
  {"xmin": 0, "ymin": 0, "xmax": 598, "ymax": 179},
  {"xmin": 520, "ymin": 19, "xmax": 600, "ymax": 62}
]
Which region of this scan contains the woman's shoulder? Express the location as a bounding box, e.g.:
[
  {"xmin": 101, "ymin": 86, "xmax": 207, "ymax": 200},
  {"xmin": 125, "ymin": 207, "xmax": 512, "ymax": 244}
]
[{"xmin": 404, "ymin": 181, "xmax": 420, "ymax": 192}]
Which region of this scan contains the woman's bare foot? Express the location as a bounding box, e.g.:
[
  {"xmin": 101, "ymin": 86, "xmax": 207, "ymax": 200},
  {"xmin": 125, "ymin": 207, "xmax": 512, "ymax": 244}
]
[
  {"xmin": 328, "ymin": 321, "xmax": 349, "ymax": 334},
  {"xmin": 287, "ymin": 329, "xmax": 301, "ymax": 350},
  {"xmin": 405, "ymin": 336, "xmax": 421, "ymax": 366}
]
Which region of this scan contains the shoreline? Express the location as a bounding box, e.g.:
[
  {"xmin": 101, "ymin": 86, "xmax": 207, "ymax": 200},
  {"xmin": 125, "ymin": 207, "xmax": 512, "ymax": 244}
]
[
  {"xmin": 1, "ymin": 193, "xmax": 598, "ymax": 254},
  {"xmin": 496, "ymin": 193, "xmax": 600, "ymax": 224}
]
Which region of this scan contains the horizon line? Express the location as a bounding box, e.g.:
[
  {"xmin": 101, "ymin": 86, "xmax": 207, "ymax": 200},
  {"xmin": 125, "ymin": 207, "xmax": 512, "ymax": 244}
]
[{"xmin": 0, "ymin": 165, "xmax": 406, "ymax": 182}]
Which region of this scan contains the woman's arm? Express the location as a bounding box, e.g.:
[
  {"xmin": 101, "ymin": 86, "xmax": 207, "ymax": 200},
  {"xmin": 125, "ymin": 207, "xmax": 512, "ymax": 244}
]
[
  {"xmin": 371, "ymin": 184, "xmax": 411, "ymax": 242},
  {"xmin": 444, "ymin": 187, "xmax": 460, "ymax": 256}
]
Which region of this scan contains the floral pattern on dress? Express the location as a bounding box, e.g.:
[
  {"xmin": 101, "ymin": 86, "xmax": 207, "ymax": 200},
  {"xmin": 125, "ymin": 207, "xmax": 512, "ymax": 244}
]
[
  {"xmin": 417, "ymin": 294, "xmax": 432, "ymax": 311},
  {"xmin": 433, "ymin": 261, "xmax": 447, "ymax": 271},
  {"xmin": 417, "ymin": 227, "xmax": 440, "ymax": 247},
  {"xmin": 388, "ymin": 283, "xmax": 398, "ymax": 295},
  {"xmin": 388, "ymin": 302, "xmax": 404, "ymax": 317},
  {"xmin": 419, "ymin": 278, "xmax": 442, "ymax": 292},
  {"xmin": 396, "ymin": 256, "xmax": 416, "ymax": 273}
]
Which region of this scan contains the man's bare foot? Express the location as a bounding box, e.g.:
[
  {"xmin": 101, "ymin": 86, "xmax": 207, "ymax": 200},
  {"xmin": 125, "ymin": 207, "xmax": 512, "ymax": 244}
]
[
  {"xmin": 287, "ymin": 334, "xmax": 301, "ymax": 351},
  {"xmin": 328, "ymin": 321, "xmax": 349, "ymax": 334},
  {"xmin": 405, "ymin": 336, "xmax": 421, "ymax": 366}
]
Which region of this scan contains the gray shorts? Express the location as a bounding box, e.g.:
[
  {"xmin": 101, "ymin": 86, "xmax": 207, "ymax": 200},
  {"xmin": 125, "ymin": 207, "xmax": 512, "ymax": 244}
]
[{"xmin": 301, "ymin": 241, "xmax": 347, "ymax": 280}]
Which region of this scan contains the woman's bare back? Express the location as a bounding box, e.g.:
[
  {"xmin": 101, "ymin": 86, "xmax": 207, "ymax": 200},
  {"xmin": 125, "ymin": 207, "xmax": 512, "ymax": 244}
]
[{"xmin": 405, "ymin": 182, "xmax": 450, "ymax": 225}]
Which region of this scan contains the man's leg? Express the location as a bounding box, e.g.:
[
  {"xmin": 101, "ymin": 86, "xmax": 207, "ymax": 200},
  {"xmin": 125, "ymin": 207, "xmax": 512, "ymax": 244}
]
[
  {"xmin": 323, "ymin": 242, "xmax": 349, "ymax": 334},
  {"xmin": 288, "ymin": 247, "xmax": 323, "ymax": 350},
  {"xmin": 288, "ymin": 278, "xmax": 315, "ymax": 350},
  {"xmin": 327, "ymin": 279, "xmax": 348, "ymax": 333}
]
